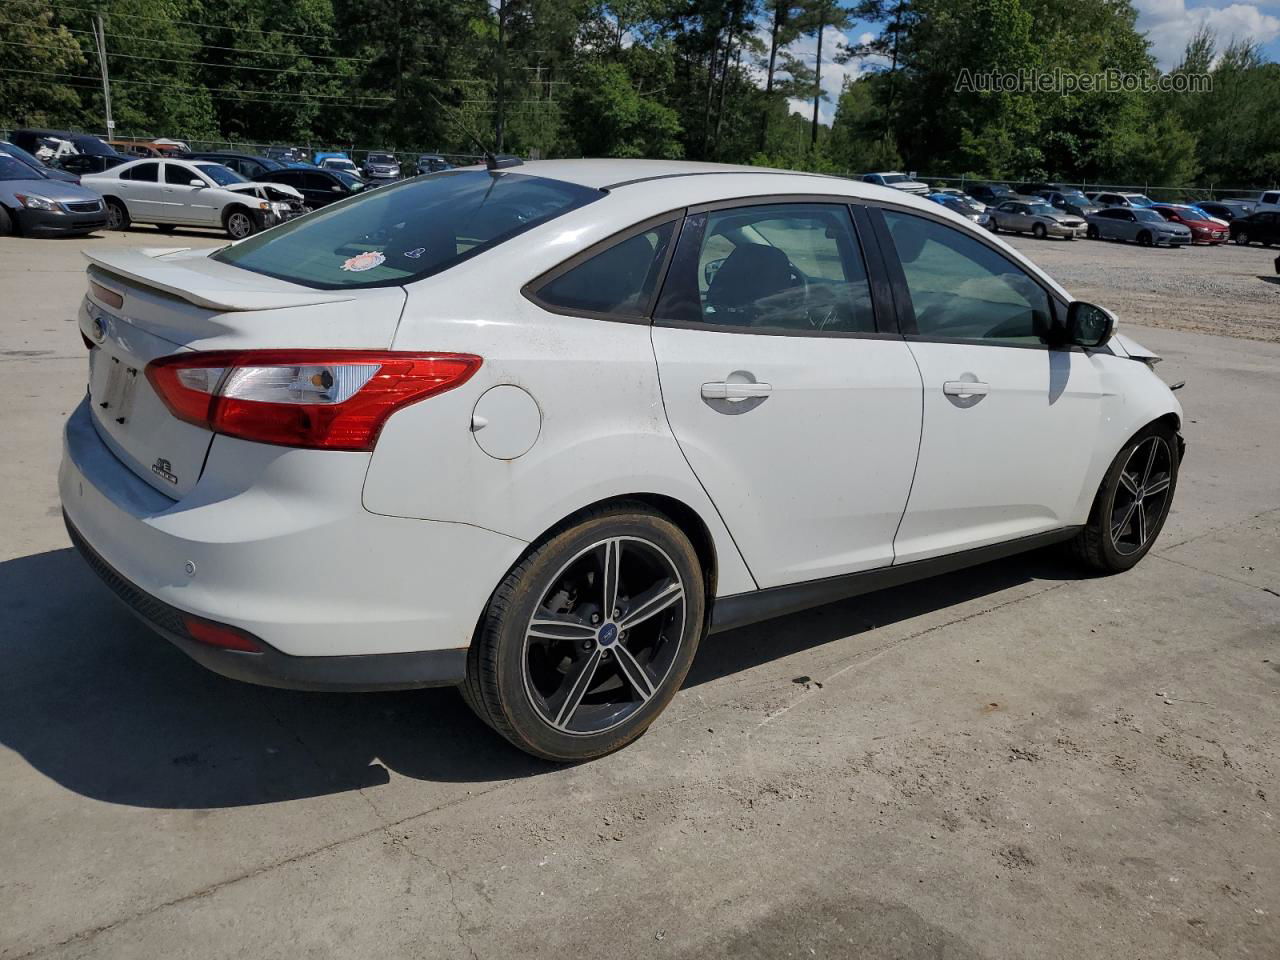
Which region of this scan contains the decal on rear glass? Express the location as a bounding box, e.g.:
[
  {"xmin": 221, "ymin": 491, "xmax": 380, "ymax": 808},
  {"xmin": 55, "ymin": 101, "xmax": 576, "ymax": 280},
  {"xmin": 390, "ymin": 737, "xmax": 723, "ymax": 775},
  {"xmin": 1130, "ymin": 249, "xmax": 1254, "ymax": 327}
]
[{"xmin": 340, "ymin": 251, "xmax": 386, "ymax": 273}]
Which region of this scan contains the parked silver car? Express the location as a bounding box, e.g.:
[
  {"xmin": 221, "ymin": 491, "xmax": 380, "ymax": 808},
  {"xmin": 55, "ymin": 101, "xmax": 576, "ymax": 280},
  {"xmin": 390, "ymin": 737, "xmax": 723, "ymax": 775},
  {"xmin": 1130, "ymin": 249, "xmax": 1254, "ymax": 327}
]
[
  {"xmin": 0, "ymin": 153, "xmax": 108, "ymax": 236},
  {"xmin": 988, "ymin": 199, "xmax": 1087, "ymax": 239},
  {"xmin": 1085, "ymin": 207, "xmax": 1192, "ymax": 247}
]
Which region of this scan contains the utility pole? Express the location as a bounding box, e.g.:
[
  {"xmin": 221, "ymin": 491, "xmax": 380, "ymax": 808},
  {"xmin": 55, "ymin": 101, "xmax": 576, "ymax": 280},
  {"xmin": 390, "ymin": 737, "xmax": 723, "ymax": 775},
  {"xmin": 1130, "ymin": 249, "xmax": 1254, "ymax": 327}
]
[
  {"xmin": 92, "ymin": 12, "xmax": 114, "ymax": 138},
  {"xmin": 495, "ymin": 0, "xmax": 507, "ymax": 152},
  {"xmin": 811, "ymin": 3, "xmax": 825, "ymax": 148}
]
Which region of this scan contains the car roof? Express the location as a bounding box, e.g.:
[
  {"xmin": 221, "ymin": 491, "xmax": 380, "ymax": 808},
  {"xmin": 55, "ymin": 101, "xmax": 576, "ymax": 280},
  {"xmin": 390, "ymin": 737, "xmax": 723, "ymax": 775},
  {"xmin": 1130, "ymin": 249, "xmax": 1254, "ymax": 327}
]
[{"xmin": 478, "ymin": 158, "xmax": 852, "ymax": 192}]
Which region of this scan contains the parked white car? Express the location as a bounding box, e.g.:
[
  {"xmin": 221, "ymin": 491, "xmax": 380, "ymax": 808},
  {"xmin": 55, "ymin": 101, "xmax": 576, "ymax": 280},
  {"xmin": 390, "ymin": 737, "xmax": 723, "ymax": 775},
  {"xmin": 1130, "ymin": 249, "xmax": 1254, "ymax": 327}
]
[
  {"xmin": 861, "ymin": 171, "xmax": 930, "ymax": 195},
  {"xmin": 83, "ymin": 158, "xmax": 303, "ymax": 238},
  {"xmin": 61, "ymin": 159, "xmax": 1183, "ymax": 761}
]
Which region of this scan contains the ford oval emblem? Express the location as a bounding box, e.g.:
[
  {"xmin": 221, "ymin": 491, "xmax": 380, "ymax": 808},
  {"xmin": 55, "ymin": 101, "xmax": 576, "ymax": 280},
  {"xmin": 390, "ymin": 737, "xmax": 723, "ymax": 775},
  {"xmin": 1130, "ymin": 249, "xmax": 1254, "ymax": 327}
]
[
  {"xmin": 597, "ymin": 622, "xmax": 619, "ymax": 647},
  {"xmin": 90, "ymin": 317, "xmax": 106, "ymax": 342}
]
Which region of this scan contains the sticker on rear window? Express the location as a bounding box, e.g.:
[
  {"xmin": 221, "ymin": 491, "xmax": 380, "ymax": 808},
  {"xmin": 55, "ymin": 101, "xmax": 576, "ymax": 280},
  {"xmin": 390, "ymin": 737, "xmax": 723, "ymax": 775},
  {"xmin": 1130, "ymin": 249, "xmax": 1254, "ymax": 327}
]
[{"xmin": 341, "ymin": 251, "xmax": 385, "ymax": 272}]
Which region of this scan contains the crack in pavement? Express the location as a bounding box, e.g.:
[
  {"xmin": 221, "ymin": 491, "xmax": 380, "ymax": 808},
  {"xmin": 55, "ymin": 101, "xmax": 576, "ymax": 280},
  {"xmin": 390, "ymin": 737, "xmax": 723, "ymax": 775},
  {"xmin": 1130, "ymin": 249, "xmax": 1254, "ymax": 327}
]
[{"xmin": 1153, "ymin": 552, "xmax": 1280, "ymax": 599}]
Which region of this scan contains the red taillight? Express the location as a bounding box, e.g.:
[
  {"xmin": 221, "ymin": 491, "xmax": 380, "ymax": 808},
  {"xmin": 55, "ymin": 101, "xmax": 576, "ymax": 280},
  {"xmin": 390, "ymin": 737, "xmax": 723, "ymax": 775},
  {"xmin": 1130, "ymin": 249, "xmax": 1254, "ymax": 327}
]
[
  {"xmin": 146, "ymin": 350, "xmax": 482, "ymax": 451},
  {"xmin": 182, "ymin": 615, "xmax": 262, "ymax": 653}
]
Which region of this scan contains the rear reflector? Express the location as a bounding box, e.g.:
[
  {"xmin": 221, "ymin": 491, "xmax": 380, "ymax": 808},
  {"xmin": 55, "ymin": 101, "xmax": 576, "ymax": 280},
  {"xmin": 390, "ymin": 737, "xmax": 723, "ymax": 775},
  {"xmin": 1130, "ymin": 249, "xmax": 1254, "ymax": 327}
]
[
  {"xmin": 146, "ymin": 350, "xmax": 482, "ymax": 451},
  {"xmin": 89, "ymin": 279, "xmax": 124, "ymax": 309},
  {"xmin": 182, "ymin": 615, "xmax": 263, "ymax": 653}
]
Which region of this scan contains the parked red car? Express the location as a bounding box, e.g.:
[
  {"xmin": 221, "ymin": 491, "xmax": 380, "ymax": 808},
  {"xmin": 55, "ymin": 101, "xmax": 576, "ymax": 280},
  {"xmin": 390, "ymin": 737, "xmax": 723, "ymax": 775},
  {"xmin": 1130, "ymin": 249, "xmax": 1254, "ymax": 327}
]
[{"xmin": 1151, "ymin": 204, "xmax": 1228, "ymax": 245}]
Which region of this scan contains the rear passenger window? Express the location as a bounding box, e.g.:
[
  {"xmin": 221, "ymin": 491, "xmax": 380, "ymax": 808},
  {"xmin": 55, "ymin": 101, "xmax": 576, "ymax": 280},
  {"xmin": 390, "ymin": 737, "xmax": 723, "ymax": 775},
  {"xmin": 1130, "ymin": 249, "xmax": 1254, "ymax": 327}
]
[
  {"xmin": 131, "ymin": 162, "xmax": 159, "ymax": 182},
  {"xmin": 533, "ymin": 222, "xmax": 675, "ymax": 318},
  {"xmin": 882, "ymin": 209, "xmax": 1052, "ymax": 346},
  {"xmin": 656, "ymin": 203, "xmax": 876, "ymax": 335}
]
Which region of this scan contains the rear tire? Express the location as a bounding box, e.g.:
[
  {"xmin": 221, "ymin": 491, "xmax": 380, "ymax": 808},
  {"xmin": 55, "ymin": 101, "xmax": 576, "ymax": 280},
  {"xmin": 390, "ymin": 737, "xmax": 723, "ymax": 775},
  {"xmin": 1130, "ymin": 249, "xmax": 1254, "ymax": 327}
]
[
  {"xmin": 105, "ymin": 198, "xmax": 129, "ymax": 231},
  {"xmin": 0, "ymin": 204, "xmax": 14, "ymax": 236},
  {"xmin": 1070, "ymin": 421, "xmax": 1180, "ymax": 573},
  {"xmin": 463, "ymin": 503, "xmax": 706, "ymax": 762}
]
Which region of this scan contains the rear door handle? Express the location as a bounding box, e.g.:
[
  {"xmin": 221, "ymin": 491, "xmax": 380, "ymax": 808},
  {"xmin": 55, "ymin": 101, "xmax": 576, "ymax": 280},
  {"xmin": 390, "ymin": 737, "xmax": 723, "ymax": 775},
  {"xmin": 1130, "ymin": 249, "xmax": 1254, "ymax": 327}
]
[
  {"xmin": 701, "ymin": 381, "xmax": 773, "ymax": 401},
  {"xmin": 943, "ymin": 380, "xmax": 990, "ymax": 397}
]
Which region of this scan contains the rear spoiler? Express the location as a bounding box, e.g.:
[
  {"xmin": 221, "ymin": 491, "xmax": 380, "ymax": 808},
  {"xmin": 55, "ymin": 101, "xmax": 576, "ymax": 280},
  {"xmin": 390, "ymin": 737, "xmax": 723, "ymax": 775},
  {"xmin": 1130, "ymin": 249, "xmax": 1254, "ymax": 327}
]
[{"xmin": 83, "ymin": 248, "xmax": 355, "ymax": 312}]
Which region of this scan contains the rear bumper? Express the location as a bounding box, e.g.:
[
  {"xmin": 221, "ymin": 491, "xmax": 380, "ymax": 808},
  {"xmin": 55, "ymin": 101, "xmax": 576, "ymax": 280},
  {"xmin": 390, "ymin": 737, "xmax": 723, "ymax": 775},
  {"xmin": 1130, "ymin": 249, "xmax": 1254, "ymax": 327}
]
[
  {"xmin": 59, "ymin": 396, "xmax": 527, "ymax": 688},
  {"xmin": 65, "ymin": 514, "xmax": 467, "ymax": 690},
  {"xmin": 16, "ymin": 207, "xmax": 108, "ymax": 235}
]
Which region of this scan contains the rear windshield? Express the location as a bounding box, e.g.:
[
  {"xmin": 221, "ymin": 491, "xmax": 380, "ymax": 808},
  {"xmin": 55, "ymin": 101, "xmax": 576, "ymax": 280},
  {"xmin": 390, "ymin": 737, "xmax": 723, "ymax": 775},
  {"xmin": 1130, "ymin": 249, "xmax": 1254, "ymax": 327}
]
[{"xmin": 213, "ymin": 170, "xmax": 600, "ymax": 289}]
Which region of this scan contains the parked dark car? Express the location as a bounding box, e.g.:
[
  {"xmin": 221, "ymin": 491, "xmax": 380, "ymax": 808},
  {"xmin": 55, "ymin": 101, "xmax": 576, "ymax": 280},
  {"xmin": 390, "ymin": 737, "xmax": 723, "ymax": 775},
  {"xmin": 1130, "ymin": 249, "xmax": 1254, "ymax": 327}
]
[
  {"xmin": 1198, "ymin": 200, "xmax": 1252, "ymax": 221},
  {"xmin": 0, "ymin": 154, "xmax": 108, "ymax": 236},
  {"xmin": 185, "ymin": 151, "xmax": 287, "ymax": 181},
  {"xmin": 55, "ymin": 153, "xmax": 128, "ymax": 176},
  {"xmin": 1035, "ymin": 188, "xmax": 1100, "ymax": 217},
  {"xmin": 254, "ymin": 167, "xmax": 367, "ymax": 208},
  {"xmin": 966, "ymin": 182, "xmax": 1018, "ymax": 206},
  {"xmin": 0, "ymin": 140, "xmax": 81, "ymax": 184},
  {"xmin": 361, "ymin": 151, "xmax": 401, "ymax": 181},
  {"xmin": 1229, "ymin": 212, "xmax": 1280, "ymax": 247},
  {"xmin": 415, "ymin": 153, "xmax": 453, "ymax": 175}
]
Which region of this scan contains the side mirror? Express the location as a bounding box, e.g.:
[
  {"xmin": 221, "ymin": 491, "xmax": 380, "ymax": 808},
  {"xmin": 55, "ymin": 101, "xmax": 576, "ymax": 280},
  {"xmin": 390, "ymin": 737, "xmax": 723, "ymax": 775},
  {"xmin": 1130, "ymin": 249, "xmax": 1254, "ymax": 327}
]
[
  {"xmin": 1065, "ymin": 301, "xmax": 1116, "ymax": 348},
  {"xmin": 189, "ymin": 179, "xmax": 204, "ymax": 188}
]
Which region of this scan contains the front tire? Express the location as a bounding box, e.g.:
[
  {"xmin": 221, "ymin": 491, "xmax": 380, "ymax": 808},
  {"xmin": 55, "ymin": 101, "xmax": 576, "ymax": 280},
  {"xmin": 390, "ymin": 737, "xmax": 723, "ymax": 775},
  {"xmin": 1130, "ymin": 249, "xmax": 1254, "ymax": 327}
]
[
  {"xmin": 1234, "ymin": 231, "xmax": 1250, "ymax": 246},
  {"xmin": 1137, "ymin": 230, "xmax": 1153, "ymax": 247},
  {"xmin": 1087, "ymin": 224, "xmax": 1100, "ymax": 240},
  {"xmin": 463, "ymin": 504, "xmax": 705, "ymax": 761},
  {"xmin": 1071, "ymin": 422, "xmax": 1180, "ymax": 573},
  {"xmin": 0, "ymin": 204, "xmax": 14, "ymax": 236},
  {"xmin": 1032, "ymin": 222, "xmax": 1047, "ymax": 239},
  {"xmin": 224, "ymin": 207, "xmax": 256, "ymax": 240}
]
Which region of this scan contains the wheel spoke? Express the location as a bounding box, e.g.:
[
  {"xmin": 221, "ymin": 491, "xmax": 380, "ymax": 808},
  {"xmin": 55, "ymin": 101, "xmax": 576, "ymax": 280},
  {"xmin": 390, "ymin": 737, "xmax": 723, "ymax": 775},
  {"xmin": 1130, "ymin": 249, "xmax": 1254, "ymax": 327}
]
[
  {"xmin": 527, "ymin": 613, "xmax": 596, "ymax": 642},
  {"xmin": 601, "ymin": 538, "xmax": 621, "ymax": 617},
  {"xmin": 1143, "ymin": 476, "xmax": 1171, "ymax": 497},
  {"xmin": 1111, "ymin": 499, "xmax": 1139, "ymax": 540},
  {"xmin": 1118, "ymin": 471, "xmax": 1141, "ymax": 496},
  {"xmin": 618, "ymin": 579, "xmax": 684, "ymax": 631},
  {"xmin": 548, "ymin": 648, "xmax": 604, "ymax": 729},
  {"xmin": 611, "ymin": 644, "xmax": 657, "ymax": 702},
  {"xmin": 1135, "ymin": 501, "xmax": 1148, "ymax": 545},
  {"xmin": 1140, "ymin": 439, "xmax": 1160, "ymax": 486}
]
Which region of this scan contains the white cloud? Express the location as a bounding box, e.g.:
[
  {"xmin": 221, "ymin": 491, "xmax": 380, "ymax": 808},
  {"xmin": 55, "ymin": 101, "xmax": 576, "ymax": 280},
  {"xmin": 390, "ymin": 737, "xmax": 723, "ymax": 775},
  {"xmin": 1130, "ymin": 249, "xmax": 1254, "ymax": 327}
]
[
  {"xmin": 767, "ymin": 30, "xmax": 870, "ymax": 125},
  {"xmin": 1133, "ymin": 0, "xmax": 1280, "ymax": 67}
]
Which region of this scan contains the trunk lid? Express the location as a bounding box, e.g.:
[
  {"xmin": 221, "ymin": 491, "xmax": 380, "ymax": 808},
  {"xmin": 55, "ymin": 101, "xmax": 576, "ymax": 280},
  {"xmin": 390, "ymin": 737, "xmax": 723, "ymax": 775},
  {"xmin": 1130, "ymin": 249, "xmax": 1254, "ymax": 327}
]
[{"xmin": 80, "ymin": 247, "xmax": 407, "ymax": 499}]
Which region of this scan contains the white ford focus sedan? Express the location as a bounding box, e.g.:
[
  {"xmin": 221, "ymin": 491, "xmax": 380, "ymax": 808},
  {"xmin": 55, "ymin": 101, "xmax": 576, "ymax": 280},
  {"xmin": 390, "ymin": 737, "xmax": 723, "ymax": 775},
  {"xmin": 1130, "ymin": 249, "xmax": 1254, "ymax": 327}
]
[{"xmin": 60, "ymin": 159, "xmax": 1183, "ymax": 760}]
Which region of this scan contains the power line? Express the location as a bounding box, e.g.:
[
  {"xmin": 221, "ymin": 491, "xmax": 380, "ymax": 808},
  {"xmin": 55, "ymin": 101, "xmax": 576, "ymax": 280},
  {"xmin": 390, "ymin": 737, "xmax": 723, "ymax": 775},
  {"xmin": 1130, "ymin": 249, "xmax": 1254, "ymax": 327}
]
[
  {"xmin": 0, "ymin": 66, "xmax": 394, "ymax": 102},
  {"xmin": 22, "ymin": 76, "xmax": 389, "ymax": 109}
]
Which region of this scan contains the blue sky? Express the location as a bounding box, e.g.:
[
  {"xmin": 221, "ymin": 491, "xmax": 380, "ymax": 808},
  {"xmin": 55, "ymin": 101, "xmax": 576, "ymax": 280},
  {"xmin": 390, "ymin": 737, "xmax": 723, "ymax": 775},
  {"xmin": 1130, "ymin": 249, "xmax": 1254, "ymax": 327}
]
[{"xmin": 786, "ymin": 0, "xmax": 1280, "ymax": 123}]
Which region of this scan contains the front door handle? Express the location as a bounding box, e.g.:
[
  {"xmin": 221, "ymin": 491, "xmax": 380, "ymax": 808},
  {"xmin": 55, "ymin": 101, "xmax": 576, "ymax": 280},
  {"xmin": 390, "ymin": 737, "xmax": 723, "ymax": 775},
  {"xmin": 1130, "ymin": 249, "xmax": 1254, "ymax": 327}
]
[
  {"xmin": 943, "ymin": 380, "xmax": 990, "ymax": 397},
  {"xmin": 701, "ymin": 381, "xmax": 773, "ymax": 401}
]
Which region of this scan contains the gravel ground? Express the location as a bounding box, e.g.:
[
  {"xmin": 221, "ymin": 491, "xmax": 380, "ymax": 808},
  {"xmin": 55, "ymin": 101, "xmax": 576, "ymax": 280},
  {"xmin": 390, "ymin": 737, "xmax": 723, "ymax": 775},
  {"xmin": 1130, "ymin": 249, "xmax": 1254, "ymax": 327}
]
[
  {"xmin": 1003, "ymin": 234, "xmax": 1280, "ymax": 343},
  {"xmin": 1, "ymin": 229, "xmax": 1277, "ymax": 960}
]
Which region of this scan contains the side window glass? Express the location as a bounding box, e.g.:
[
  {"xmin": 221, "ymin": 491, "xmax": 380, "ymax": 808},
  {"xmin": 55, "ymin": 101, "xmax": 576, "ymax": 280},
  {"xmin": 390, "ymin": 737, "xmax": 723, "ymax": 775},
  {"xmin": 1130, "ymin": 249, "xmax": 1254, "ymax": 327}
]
[
  {"xmin": 660, "ymin": 203, "xmax": 876, "ymax": 334},
  {"xmin": 535, "ymin": 222, "xmax": 675, "ymax": 318},
  {"xmin": 131, "ymin": 162, "xmax": 159, "ymax": 183},
  {"xmin": 164, "ymin": 164, "xmax": 192, "ymax": 185},
  {"xmin": 882, "ymin": 209, "xmax": 1052, "ymax": 346}
]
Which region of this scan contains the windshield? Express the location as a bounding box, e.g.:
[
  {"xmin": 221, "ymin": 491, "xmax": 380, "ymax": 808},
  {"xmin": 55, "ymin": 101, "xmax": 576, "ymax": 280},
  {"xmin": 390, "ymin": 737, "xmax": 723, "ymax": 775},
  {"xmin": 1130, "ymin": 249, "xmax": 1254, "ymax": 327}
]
[
  {"xmin": 0, "ymin": 155, "xmax": 42, "ymax": 181},
  {"xmin": 332, "ymin": 170, "xmax": 366, "ymax": 190},
  {"xmin": 1128, "ymin": 195, "xmax": 1155, "ymax": 207},
  {"xmin": 0, "ymin": 145, "xmax": 46, "ymax": 177},
  {"xmin": 214, "ymin": 170, "xmax": 600, "ymax": 289},
  {"xmin": 880, "ymin": 174, "xmax": 908, "ymax": 184},
  {"xmin": 940, "ymin": 197, "xmax": 978, "ymax": 214},
  {"xmin": 1028, "ymin": 203, "xmax": 1056, "ymax": 215},
  {"xmin": 1134, "ymin": 209, "xmax": 1164, "ymax": 222},
  {"xmin": 368, "ymin": 154, "xmax": 396, "ymax": 163},
  {"xmin": 1062, "ymin": 192, "xmax": 1089, "ymax": 204},
  {"xmin": 195, "ymin": 163, "xmax": 247, "ymax": 186}
]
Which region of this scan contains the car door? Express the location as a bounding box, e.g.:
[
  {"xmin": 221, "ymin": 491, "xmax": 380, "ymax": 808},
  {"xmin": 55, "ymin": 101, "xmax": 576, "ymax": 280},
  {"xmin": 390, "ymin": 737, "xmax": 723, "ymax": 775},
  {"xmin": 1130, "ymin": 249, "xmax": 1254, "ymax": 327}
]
[
  {"xmin": 305, "ymin": 172, "xmax": 344, "ymax": 206},
  {"xmin": 118, "ymin": 161, "xmax": 163, "ymax": 220},
  {"xmin": 160, "ymin": 162, "xmax": 210, "ymax": 224},
  {"xmin": 649, "ymin": 200, "xmax": 924, "ymax": 588},
  {"xmin": 872, "ymin": 206, "xmax": 1105, "ymax": 562}
]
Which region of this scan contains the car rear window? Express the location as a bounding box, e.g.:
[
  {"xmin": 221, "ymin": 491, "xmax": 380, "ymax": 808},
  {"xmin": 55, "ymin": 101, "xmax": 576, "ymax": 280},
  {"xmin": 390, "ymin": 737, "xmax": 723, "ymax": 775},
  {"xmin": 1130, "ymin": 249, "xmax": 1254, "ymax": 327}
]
[{"xmin": 213, "ymin": 170, "xmax": 600, "ymax": 289}]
